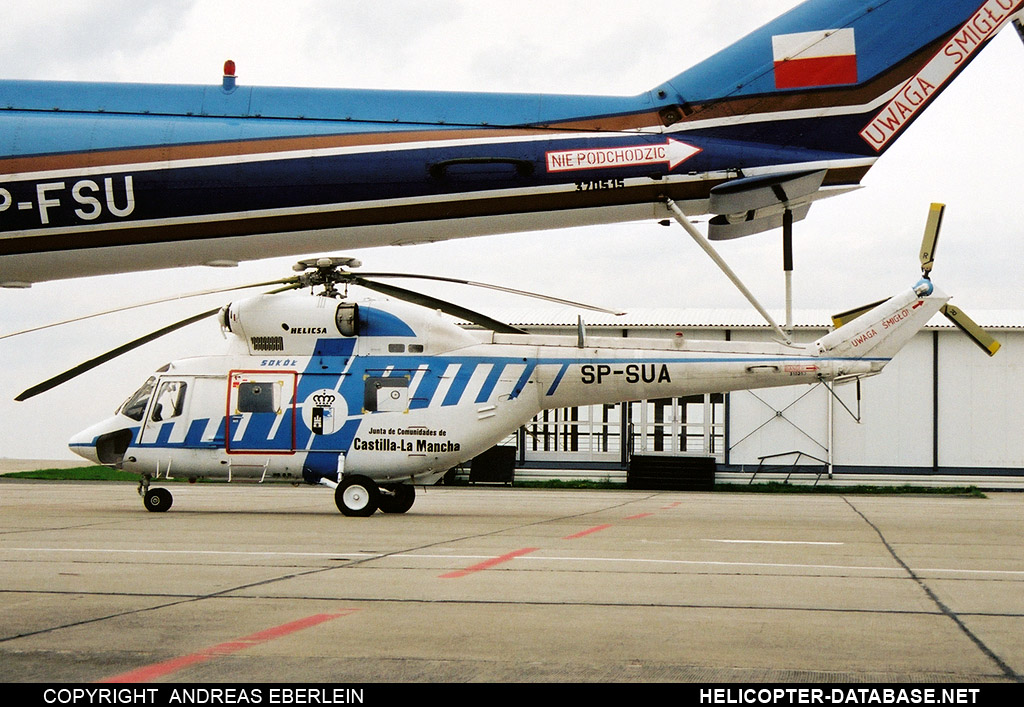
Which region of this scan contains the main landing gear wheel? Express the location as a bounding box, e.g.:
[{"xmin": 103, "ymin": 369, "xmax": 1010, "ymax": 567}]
[
  {"xmin": 378, "ymin": 484, "xmax": 415, "ymax": 514},
  {"xmin": 335, "ymin": 475, "xmax": 380, "ymax": 517},
  {"xmin": 144, "ymin": 487, "xmax": 173, "ymax": 513}
]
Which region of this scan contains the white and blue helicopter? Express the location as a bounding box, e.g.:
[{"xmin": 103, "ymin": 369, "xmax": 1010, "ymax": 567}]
[{"xmin": 14, "ymin": 205, "xmax": 998, "ymax": 516}]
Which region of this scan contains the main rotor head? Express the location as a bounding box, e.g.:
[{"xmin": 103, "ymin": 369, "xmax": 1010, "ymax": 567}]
[{"xmin": 291, "ymin": 256, "xmax": 364, "ymax": 296}]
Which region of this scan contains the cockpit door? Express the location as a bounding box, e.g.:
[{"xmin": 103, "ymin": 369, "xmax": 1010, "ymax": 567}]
[{"xmin": 139, "ymin": 378, "xmax": 192, "ymax": 445}]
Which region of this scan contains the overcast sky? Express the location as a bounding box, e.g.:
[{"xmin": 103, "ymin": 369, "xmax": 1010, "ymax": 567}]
[{"xmin": 1, "ymin": 1, "xmax": 1022, "ymax": 460}]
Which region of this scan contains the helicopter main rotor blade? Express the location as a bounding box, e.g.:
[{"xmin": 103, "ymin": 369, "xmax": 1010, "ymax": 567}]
[
  {"xmin": 355, "ymin": 272, "xmax": 626, "ymax": 316},
  {"xmin": 15, "ymin": 307, "xmax": 222, "ymax": 402},
  {"xmin": 1, "ymin": 277, "xmax": 296, "ymax": 341},
  {"xmin": 348, "ymin": 277, "xmax": 527, "ymax": 335}
]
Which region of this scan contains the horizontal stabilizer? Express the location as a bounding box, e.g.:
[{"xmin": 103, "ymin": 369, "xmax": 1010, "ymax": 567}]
[
  {"xmin": 709, "ymin": 170, "xmax": 826, "ymax": 215},
  {"xmin": 708, "ymin": 204, "xmax": 810, "ymax": 241},
  {"xmin": 941, "ymin": 304, "xmax": 1001, "ymax": 357},
  {"xmin": 707, "ymin": 184, "xmax": 859, "ymax": 241}
]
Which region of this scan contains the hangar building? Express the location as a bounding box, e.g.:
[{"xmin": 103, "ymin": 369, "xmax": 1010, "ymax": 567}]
[{"xmin": 483, "ymin": 308, "xmax": 1023, "ymax": 481}]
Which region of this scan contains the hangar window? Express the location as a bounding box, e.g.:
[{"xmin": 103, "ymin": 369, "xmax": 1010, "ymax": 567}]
[
  {"xmin": 629, "ymin": 394, "xmax": 724, "ymax": 456},
  {"xmin": 525, "ymin": 404, "xmax": 621, "ymax": 460},
  {"xmin": 517, "ymin": 395, "xmax": 725, "ymax": 465}
]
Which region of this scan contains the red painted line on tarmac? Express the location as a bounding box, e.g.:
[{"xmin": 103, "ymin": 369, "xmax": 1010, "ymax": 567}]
[
  {"xmin": 96, "ymin": 611, "xmax": 357, "ymax": 683},
  {"xmin": 440, "ymin": 547, "xmax": 539, "ymax": 578},
  {"xmin": 625, "ymin": 513, "xmax": 653, "ymax": 520},
  {"xmin": 563, "ymin": 524, "xmax": 613, "ymax": 539}
]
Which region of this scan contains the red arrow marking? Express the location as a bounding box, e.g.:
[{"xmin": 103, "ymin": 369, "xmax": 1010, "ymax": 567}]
[
  {"xmin": 97, "ymin": 611, "xmax": 357, "ymax": 683},
  {"xmin": 440, "ymin": 547, "xmax": 539, "ymax": 579}
]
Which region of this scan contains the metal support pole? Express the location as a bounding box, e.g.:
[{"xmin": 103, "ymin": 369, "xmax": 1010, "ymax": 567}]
[
  {"xmin": 783, "ymin": 208, "xmax": 794, "ymax": 332},
  {"xmin": 932, "ymin": 330, "xmax": 939, "ymax": 473},
  {"xmin": 665, "ymin": 198, "xmax": 792, "ymax": 345}
]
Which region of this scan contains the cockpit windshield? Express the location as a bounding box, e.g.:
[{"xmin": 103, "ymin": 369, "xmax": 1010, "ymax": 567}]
[{"xmin": 119, "ymin": 376, "xmax": 156, "ymax": 421}]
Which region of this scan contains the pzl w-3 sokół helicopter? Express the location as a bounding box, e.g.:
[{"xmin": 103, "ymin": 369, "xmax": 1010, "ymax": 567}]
[{"xmin": 16, "ymin": 207, "xmax": 998, "ymax": 516}]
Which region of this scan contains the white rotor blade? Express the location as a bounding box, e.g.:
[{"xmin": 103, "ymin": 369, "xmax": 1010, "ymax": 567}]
[{"xmin": 1, "ymin": 278, "xmax": 294, "ymax": 341}]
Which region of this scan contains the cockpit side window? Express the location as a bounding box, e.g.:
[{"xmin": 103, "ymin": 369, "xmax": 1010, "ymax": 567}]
[
  {"xmin": 151, "ymin": 381, "xmax": 188, "ymax": 422},
  {"xmin": 120, "ymin": 377, "xmax": 157, "ymax": 422}
]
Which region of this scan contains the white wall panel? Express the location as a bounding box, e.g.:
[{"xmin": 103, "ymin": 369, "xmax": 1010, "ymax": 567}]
[
  {"xmin": 938, "ymin": 332, "xmax": 1024, "ymax": 468},
  {"xmin": 831, "ymin": 333, "xmax": 935, "ymax": 468}
]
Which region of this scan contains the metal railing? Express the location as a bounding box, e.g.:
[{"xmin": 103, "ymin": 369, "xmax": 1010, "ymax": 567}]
[{"xmin": 751, "ymin": 451, "xmax": 829, "ymax": 485}]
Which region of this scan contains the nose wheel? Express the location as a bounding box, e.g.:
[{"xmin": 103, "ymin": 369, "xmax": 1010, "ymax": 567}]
[
  {"xmin": 144, "ymin": 487, "xmax": 173, "ymax": 512},
  {"xmin": 138, "ymin": 475, "xmax": 173, "ymax": 512}
]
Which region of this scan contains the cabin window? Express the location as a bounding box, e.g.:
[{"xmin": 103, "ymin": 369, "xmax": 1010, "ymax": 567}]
[
  {"xmin": 237, "ymin": 381, "xmax": 280, "ymax": 413},
  {"xmin": 120, "ymin": 376, "xmax": 156, "ymax": 422},
  {"xmin": 151, "ymin": 381, "xmax": 187, "ymax": 422},
  {"xmin": 409, "ymin": 344, "xmax": 424, "ymax": 353},
  {"xmin": 363, "ymin": 376, "xmax": 410, "ymax": 413},
  {"xmin": 388, "ymin": 344, "xmax": 406, "ymax": 353}
]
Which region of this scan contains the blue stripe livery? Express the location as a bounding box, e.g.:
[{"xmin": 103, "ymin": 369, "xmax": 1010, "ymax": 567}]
[{"xmin": 2, "ymin": 0, "xmax": 1020, "ymax": 285}]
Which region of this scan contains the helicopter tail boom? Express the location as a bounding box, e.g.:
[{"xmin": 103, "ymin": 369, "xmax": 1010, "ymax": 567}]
[{"xmin": 813, "ymin": 280, "xmax": 947, "ymax": 361}]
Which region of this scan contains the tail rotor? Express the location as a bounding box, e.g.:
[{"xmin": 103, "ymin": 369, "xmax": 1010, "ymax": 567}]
[
  {"xmin": 916, "ymin": 202, "xmax": 1000, "ymax": 357},
  {"xmin": 831, "ymin": 203, "xmax": 1000, "ymax": 357}
]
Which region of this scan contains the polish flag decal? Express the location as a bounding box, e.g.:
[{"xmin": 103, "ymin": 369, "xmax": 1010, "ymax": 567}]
[{"xmin": 772, "ymin": 28, "xmax": 857, "ymax": 89}]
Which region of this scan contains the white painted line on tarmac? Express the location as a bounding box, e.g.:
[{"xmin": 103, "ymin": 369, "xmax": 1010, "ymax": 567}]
[
  {"xmin": 702, "ymin": 539, "xmax": 845, "ymax": 545},
  {"xmin": 6, "ymin": 547, "xmax": 1024, "ymax": 577},
  {"xmin": 2, "ymin": 547, "xmax": 383, "ymax": 558}
]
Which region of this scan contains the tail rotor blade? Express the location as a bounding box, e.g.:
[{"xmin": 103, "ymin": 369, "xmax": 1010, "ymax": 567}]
[
  {"xmin": 831, "ymin": 297, "xmax": 889, "ymax": 329},
  {"xmin": 920, "ymin": 202, "xmax": 945, "ymax": 277},
  {"xmin": 941, "ymin": 304, "xmax": 1001, "ymax": 357}
]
